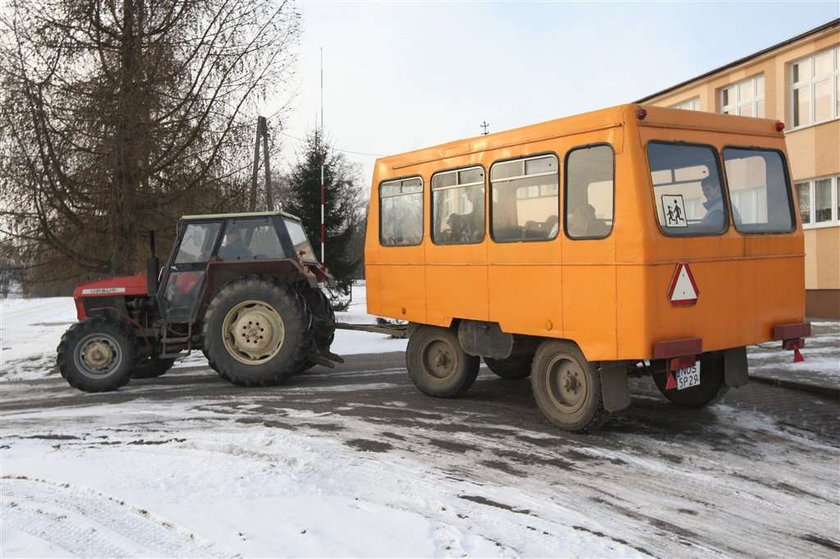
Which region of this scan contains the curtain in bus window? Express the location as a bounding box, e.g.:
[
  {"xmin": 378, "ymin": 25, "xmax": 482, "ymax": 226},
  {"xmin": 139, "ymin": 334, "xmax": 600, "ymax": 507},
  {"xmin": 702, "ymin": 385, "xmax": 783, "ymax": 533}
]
[
  {"xmin": 647, "ymin": 143, "xmax": 727, "ymax": 236},
  {"xmin": 723, "ymin": 148, "xmax": 794, "ymax": 233}
]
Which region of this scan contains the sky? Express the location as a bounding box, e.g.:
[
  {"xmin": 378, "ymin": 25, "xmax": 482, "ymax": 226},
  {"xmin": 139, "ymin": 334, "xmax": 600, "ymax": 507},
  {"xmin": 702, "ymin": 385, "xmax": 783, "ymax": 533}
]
[{"xmin": 264, "ymin": 1, "xmax": 839, "ymax": 186}]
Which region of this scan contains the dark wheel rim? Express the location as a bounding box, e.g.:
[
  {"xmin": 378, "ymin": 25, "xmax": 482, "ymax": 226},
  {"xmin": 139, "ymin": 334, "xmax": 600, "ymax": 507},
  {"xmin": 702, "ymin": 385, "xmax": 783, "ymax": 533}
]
[
  {"xmin": 421, "ymin": 339, "xmax": 457, "ymax": 379},
  {"xmin": 74, "ymin": 333, "xmax": 123, "ymax": 378},
  {"xmin": 544, "ymin": 354, "xmax": 588, "ymax": 414}
]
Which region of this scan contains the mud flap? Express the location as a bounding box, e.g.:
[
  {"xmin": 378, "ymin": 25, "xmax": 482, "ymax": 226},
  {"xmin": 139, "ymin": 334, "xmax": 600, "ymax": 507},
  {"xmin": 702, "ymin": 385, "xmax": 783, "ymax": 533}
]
[
  {"xmin": 600, "ymin": 363, "xmax": 631, "ymax": 412},
  {"xmin": 723, "ymin": 347, "xmax": 748, "ymax": 388}
]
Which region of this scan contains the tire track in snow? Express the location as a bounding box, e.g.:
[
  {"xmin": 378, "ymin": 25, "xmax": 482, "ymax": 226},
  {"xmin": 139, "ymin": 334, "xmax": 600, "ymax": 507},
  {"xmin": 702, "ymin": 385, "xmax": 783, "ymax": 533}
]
[{"xmin": 1, "ymin": 476, "xmax": 231, "ymax": 558}]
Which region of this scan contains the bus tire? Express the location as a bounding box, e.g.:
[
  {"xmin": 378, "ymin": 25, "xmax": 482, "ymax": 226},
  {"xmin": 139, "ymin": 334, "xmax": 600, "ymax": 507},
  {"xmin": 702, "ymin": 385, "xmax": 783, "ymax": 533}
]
[
  {"xmin": 653, "ymin": 353, "xmax": 728, "ymax": 408},
  {"xmin": 484, "ymin": 354, "xmax": 533, "ymax": 379},
  {"xmin": 530, "ymin": 340, "xmax": 605, "ymax": 432},
  {"xmin": 406, "ymin": 325, "xmax": 479, "ymax": 398}
]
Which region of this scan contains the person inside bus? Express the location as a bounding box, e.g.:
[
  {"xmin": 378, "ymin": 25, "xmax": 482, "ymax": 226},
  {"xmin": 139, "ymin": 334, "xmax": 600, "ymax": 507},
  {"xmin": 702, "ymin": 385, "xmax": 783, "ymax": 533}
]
[
  {"xmin": 701, "ymin": 177, "xmax": 741, "ymax": 227},
  {"xmin": 568, "ymin": 203, "xmax": 608, "ymax": 238}
]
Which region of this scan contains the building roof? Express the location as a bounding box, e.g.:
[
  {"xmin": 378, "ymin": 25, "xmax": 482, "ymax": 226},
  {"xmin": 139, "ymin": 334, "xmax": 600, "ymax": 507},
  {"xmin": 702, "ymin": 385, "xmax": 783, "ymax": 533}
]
[{"xmin": 636, "ymin": 18, "xmax": 840, "ymax": 103}]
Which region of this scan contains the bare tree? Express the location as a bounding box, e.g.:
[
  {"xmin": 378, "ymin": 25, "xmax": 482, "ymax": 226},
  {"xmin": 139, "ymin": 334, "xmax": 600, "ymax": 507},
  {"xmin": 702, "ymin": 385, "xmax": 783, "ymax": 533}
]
[{"xmin": 0, "ymin": 0, "xmax": 300, "ymax": 285}]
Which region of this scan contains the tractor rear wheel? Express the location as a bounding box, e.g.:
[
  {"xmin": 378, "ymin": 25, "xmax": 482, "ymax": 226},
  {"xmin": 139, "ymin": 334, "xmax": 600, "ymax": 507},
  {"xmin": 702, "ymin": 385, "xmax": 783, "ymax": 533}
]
[
  {"xmin": 132, "ymin": 357, "xmax": 176, "ymax": 379},
  {"xmin": 484, "ymin": 354, "xmax": 533, "ymax": 379},
  {"xmin": 406, "ymin": 325, "xmax": 479, "ymax": 398},
  {"xmin": 530, "ymin": 340, "xmax": 605, "ymax": 432},
  {"xmin": 202, "ymin": 276, "xmax": 311, "ymax": 386},
  {"xmin": 57, "ymin": 316, "xmax": 137, "ymax": 392},
  {"xmin": 653, "ymin": 353, "xmax": 728, "ymax": 408}
]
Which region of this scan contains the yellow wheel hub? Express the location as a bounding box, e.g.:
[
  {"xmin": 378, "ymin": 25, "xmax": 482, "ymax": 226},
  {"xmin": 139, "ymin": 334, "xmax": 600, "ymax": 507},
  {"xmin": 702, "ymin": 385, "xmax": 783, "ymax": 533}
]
[{"xmin": 222, "ymin": 300, "xmax": 285, "ymax": 365}]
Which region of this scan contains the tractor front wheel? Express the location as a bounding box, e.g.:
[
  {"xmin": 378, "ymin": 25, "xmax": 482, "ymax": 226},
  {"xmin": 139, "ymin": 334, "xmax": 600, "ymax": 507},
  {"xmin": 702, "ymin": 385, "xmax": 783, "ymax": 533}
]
[
  {"xmin": 202, "ymin": 277, "xmax": 311, "ymax": 386},
  {"xmin": 57, "ymin": 317, "xmax": 137, "ymax": 392}
]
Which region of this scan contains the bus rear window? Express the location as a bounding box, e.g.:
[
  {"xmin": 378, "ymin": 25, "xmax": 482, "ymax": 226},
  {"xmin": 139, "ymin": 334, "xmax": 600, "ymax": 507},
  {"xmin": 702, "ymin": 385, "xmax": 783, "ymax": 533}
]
[
  {"xmin": 647, "ymin": 142, "xmax": 728, "ymax": 236},
  {"xmin": 723, "ymin": 148, "xmax": 794, "ymax": 234}
]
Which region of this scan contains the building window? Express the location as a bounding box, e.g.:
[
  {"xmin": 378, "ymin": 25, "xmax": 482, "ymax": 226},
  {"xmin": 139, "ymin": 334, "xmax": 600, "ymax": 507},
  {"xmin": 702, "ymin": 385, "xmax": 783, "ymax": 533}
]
[
  {"xmin": 791, "ymin": 47, "xmax": 840, "ymax": 128},
  {"xmin": 796, "ymin": 175, "xmax": 840, "ymax": 228},
  {"xmin": 380, "ymin": 177, "xmax": 423, "ymax": 246},
  {"xmin": 720, "ymin": 75, "xmax": 765, "ymax": 117},
  {"xmin": 431, "ymin": 166, "xmax": 485, "ymax": 244},
  {"xmin": 671, "ymin": 97, "xmax": 700, "ymax": 111}
]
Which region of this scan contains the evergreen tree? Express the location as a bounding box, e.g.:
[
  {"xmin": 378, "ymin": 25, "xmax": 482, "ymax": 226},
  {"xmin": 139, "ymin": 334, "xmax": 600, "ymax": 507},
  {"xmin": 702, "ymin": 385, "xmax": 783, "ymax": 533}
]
[{"xmin": 283, "ymin": 131, "xmax": 363, "ymax": 293}]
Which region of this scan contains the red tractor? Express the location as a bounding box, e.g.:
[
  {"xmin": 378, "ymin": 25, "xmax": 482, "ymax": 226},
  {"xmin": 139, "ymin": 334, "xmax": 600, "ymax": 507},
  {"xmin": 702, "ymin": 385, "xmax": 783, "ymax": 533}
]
[{"xmin": 57, "ymin": 211, "xmax": 341, "ymax": 392}]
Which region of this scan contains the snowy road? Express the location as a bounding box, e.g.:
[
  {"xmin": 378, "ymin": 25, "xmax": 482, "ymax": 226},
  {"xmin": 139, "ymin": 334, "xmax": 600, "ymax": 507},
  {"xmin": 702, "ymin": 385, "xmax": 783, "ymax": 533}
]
[{"xmin": 2, "ymin": 350, "xmax": 839, "ymax": 558}]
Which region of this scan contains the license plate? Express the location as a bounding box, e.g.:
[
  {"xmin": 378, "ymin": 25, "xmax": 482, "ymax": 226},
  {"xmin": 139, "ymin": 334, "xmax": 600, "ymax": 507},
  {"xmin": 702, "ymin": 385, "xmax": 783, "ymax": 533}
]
[{"xmin": 675, "ymin": 362, "xmax": 701, "ymax": 390}]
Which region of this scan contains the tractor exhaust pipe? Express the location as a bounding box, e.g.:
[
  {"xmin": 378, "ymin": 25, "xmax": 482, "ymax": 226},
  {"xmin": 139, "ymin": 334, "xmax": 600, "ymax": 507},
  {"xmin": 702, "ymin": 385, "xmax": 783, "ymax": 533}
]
[{"xmin": 147, "ymin": 230, "xmax": 159, "ymax": 295}]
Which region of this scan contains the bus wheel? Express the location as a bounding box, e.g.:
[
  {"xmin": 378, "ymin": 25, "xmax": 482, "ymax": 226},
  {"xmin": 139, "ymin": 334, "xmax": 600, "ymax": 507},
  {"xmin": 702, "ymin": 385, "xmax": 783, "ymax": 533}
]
[
  {"xmin": 530, "ymin": 340, "xmax": 605, "ymax": 432},
  {"xmin": 406, "ymin": 325, "xmax": 479, "ymax": 398},
  {"xmin": 653, "ymin": 353, "xmax": 728, "ymax": 408},
  {"xmin": 484, "ymin": 354, "xmax": 533, "ymax": 379}
]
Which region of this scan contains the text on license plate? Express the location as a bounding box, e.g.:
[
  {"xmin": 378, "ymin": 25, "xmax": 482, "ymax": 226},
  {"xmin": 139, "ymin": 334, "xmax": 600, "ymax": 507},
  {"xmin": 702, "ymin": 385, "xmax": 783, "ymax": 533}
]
[{"xmin": 675, "ymin": 362, "xmax": 701, "ymax": 390}]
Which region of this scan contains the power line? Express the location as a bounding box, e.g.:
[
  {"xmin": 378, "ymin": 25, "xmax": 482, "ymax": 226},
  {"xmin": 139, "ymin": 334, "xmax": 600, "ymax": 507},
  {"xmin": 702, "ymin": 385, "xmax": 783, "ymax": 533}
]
[{"xmin": 278, "ymin": 131, "xmax": 385, "ymax": 158}]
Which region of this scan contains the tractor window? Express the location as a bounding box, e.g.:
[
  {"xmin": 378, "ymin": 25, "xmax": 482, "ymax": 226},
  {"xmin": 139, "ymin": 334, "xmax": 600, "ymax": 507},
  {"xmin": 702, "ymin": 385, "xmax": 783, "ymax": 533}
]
[
  {"xmin": 647, "ymin": 142, "xmax": 727, "ymax": 236},
  {"xmin": 284, "ymin": 219, "xmax": 318, "ymax": 262},
  {"xmin": 175, "ymin": 223, "xmax": 221, "ymax": 264},
  {"xmin": 565, "ymin": 145, "xmax": 614, "ymax": 239},
  {"xmin": 380, "ymin": 177, "xmax": 423, "ymax": 246},
  {"xmin": 432, "ymin": 166, "xmax": 485, "ymax": 244},
  {"xmin": 490, "ymin": 154, "xmax": 559, "ymax": 242},
  {"xmin": 723, "ymin": 148, "xmax": 794, "ymax": 234},
  {"xmin": 218, "ymin": 218, "xmax": 284, "ymax": 260}
]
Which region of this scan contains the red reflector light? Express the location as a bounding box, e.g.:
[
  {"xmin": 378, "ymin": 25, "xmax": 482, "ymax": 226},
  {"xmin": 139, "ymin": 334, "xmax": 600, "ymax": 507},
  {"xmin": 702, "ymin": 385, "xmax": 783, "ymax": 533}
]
[
  {"xmin": 775, "ymin": 122, "xmax": 785, "ymax": 132},
  {"xmin": 669, "ymin": 355, "xmax": 696, "ymax": 370},
  {"xmin": 637, "ymin": 108, "xmax": 647, "ymax": 120}
]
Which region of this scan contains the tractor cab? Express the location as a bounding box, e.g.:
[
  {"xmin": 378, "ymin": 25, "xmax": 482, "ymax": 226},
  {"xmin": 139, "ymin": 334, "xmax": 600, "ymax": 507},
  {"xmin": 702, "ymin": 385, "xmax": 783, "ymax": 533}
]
[
  {"xmin": 60, "ymin": 211, "xmax": 339, "ymax": 394},
  {"xmin": 156, "ymin": 212, "xmax": 325, "ymax": 324}
]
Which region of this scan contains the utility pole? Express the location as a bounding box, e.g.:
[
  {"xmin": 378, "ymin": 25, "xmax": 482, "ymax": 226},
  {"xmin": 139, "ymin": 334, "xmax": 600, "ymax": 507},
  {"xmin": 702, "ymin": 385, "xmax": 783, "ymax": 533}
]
[
  {"xmin": 249, "ymin": 116, "xmax": 273, "ymax": 211},
  {"xmin": 319, "ymin": 47, "xmax": 326, "ymax": 263},
  {"xmin": 480, "ymin": 121, "xmax": 490, "ymax": 136}
]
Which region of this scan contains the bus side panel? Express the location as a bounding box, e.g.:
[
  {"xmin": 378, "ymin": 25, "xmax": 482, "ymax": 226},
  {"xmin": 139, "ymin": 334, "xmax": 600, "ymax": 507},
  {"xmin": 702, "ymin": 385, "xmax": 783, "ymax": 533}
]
[
  {"xmin": 488, "ymin": 263, "xmax": 562, "ymax": 338},
  {"xmin": 366, "ymin": 263, "xmax": 428, "ymax": 324},
  {"xmin": 615, "ymin": 265, "xmax": 650, "ymax": 360},
  {"xmin": 753, "ymin": 255, "xmax": 806, "ymax": 339},
  {"xmin": 425, "ymin": 262, "xmax": 488, "ymax": 325},
  {"xmin": 561, "ymin": 264, "xmax": 617, "ymax": 360}
]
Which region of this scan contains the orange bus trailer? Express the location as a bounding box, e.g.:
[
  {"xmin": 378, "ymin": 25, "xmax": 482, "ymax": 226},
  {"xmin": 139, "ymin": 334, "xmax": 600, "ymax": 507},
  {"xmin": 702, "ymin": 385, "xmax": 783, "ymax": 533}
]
[{"xmin": 364, "ymin": 104, "xmax": 810, "ymax": 431}]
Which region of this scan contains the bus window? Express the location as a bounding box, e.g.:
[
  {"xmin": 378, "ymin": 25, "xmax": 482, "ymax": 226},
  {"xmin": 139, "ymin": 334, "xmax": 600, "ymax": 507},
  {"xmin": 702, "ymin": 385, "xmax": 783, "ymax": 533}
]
[
  {"xmin": 565, "ymin": 145, "xmax": 614, "ymax": 239},
  {"xmin": 432, "ymin": 166, "xmax": 485, "ymax": 244},
  {"xmin": 647, "ymin": 142, "xmax": 727, "ymax": 236},
  {"xmin": 490, "ymin": 155, "xmax": 559, "ymax": 242},
  {"xmin": 723, "ymin": 148, "xmax": 794, "ymax": 233},
  {"xmin": 380, "ymin": 177, "xmax": 423, "ymax": 246}
]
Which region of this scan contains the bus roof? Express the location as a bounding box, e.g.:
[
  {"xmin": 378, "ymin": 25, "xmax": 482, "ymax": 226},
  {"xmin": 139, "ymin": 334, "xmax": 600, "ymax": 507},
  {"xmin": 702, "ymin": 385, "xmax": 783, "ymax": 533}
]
[{"xmin": 376, "ymin": 103, "xmax": 785, "ymax": 172}]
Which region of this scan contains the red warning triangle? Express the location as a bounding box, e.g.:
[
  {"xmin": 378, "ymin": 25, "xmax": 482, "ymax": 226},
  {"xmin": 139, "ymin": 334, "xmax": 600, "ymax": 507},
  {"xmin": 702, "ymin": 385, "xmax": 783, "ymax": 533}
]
[{"xmin": 667, "ymin": 263, "xmax": 699, "ymax": 306}]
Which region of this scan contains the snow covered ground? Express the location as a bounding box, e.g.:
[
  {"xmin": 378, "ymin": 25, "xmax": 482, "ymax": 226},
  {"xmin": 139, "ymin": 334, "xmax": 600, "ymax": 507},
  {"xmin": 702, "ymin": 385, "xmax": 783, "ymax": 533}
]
[{"xmin": 1, "ymin": 288, "xmax": 839, "ymax": 557}]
